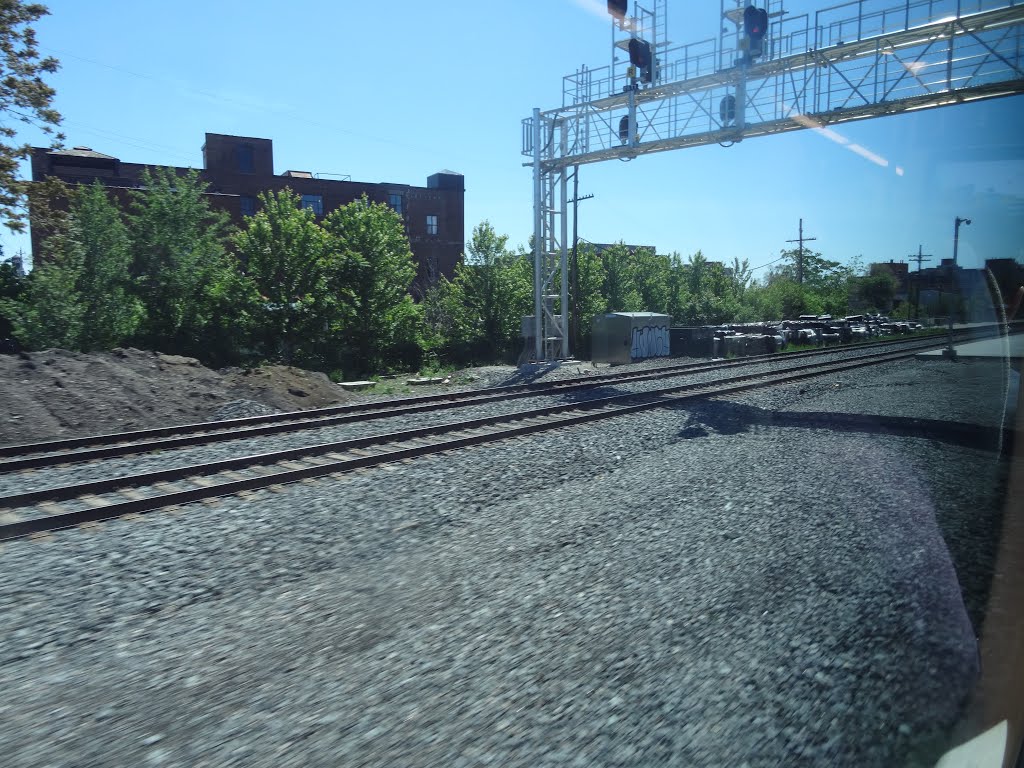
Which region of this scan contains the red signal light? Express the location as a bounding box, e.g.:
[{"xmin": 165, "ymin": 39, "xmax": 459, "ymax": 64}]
[{"xmin": 743, "ymin": 6, "xmax": 769, "ymax": 58}]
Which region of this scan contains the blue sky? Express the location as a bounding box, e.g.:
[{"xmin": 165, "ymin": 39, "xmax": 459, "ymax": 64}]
[{"xmin": 5, "ymin": 0, "xmax": 1023, "ymax": 275}]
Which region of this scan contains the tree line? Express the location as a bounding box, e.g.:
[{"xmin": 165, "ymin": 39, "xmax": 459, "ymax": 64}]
[
  {"xmin": 422, "ymin": 230, "xmax": 901, "ymax": 363},
  {"xmin": 0, "ymin": 170, "xmax": 899, "ymax": 376}
]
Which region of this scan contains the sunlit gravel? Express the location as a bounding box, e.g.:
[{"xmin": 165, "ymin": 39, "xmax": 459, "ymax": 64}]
[
  {"xmin": 0, "ymin": 339, "xmax": 953, "ymax": 498},
  {"xmin": 0, "ymin": 354, "xmax": 1008, "ymax": 767}
]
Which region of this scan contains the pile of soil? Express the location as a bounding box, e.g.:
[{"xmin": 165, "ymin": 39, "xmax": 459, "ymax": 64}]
[{"xmin": 1, "ymin": 348, "xmax": 354, "ymax": 447}]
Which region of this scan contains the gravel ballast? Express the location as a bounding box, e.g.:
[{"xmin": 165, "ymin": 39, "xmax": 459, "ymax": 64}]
[
  {"xmin": 0, "ymin": 355, "xmax": 1010, "ymax": 767},
  {"xmin": 0, "ymin": 341, "xmax": 963, "ymax": 498}
]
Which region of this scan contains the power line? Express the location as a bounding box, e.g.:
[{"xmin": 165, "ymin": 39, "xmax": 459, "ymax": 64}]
[
  {"xmin": 59, "ymin": 119, "xmax": 196, "ymax": 164},
  {"xmin": 749, "ymin": 253, "xmax": 789, "ymax": 272}
]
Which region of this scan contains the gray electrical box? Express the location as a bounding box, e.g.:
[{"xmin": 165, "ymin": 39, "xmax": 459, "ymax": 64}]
[{"xmin": 591, "ymin": 312, "xmax": 671, "ymax": 364}]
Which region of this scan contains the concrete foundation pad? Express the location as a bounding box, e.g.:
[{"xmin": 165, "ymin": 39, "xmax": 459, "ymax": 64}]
[{"xmin": 916, "ymin": 334, "xmax": 1024, "ymax": 362}]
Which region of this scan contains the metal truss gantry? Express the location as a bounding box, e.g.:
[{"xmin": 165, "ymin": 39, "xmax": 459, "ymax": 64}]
[{"xmin": 523, "ymin": 0, "xmax": 1024, "ymax": 362}]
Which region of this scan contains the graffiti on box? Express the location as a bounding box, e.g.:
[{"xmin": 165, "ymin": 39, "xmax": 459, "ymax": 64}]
[{"xmin": 630, "ymin": 324, "xmax": 669, "ymax": 360}]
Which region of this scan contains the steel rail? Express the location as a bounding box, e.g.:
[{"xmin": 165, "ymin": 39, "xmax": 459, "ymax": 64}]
[
  {"xmin": 0, "ymin": 340, "xmax": 965, "ymax": 541},
  {"xmin": 0, "ymin": 327, "xmax": 998, "ymax": 471}
]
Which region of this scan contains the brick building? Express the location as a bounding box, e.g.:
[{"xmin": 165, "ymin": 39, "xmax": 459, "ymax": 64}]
[
  {"xmin": 909, "ymin": 258, "xmax": 1022, "ymax": 320},
  {"xmin": 30, "ymin": 132, "xmax": 465, "ymax": 295}
]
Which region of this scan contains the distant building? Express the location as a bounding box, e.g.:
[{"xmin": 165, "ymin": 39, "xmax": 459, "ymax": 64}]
[
  {"xmin": 30, "ymin": 132, "xmax": 465, "ymax": 296},
  {"xmin": 907, "ymin": 258, "xmax": 1015, "ymax": 321}
]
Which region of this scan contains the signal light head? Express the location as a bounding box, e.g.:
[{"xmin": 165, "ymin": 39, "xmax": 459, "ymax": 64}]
[
  {"xmin": 743, "ymin": 6, "xmax": 769, "ymax": 58},
  {"xmin": 628, "ymin": 38, "xmax": 651, "ymax": 69},
  {"xmin": 743, "ymin": 5, "xmax": 760, "ymax": 34}
]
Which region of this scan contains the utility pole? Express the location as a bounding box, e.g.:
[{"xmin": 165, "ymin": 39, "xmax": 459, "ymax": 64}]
[
  {"xmin": 908, "ymin": 244, "xmax": 932, "ymax": 272},
  {"xmin": 908, "ymin": 244, "xmax": 932, "ymax": 320},
  {"xmin": 944, "ymin": 216, "xmax": 972, "ymax": 359},
  {"xmin": 567, "ymin": 168, "xmax": 593, "ymax": 359},
  {"xmin": 786, "ymin": 218, "xmax": 817, "ymax": 286}
]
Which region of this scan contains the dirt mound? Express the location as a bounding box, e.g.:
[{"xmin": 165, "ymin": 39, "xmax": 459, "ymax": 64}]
[{"xmin": 1, "ymin": 348, "xmax": 353, "ymax": 447}]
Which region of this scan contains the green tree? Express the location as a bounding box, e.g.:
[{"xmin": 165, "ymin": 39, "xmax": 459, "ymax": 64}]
[
  {"xmin": 773, "ymin": 247, "xmax": 844, "ymax": 288},
  {"xmin": 673, "ymin": 251, "xmax": 738, "ymax": 324},
  {"xmin": 0, "ymin": 176, "xmax": 82, "ymax": 348},
  {"xmin": 73, "ymin": 182, "xmax": 144, "ymax": 349},
  {"xmin": 601, "ymin": 243, "xmax": 642, "ymax": 312},
  {"xmin": 423, "ymin": 222, "xmax": 532, "ymax": 364},
  {"xmin": 234, "ymin": 188, "xmax": 333, "ymax": 365},
  {"xmin": 664, "ymin": 252, "xmax": 690, "ymax": 323},
  {"xmin": 464, "ymin": 222, "xmax": 532, "ymax": 348},
  {"xmin": 752, "ymin": 277, "xmax": 823, "ymax": 320},
  {"xmin": 731, "ymin": 257, "xmax": 752, "ymax": 300},
  {"xmin": 128, "ymin": 167, "xmax": 244, "ymax": 360},
  {"xmin": 458, "ymin": 222, "xmax": 520, "ymax": 344},
  {"xmin": 322, "ymin": 194, "xmax": 421, "ymax": 373},
  {"xmin": 0, "ymin": 260, "xmax": 83, "ymax": 348},
  {"xmin": 632, "ymin": 247, "xmax": 672, "ymax": 314},
  {"xmin": 421, "ymin": 278, "xmax": 461, "ymax": 360},
  {"xmin": 0, "ymin": 210, "xmax": 84, "ymax": 349},
  {"xmin": 0, "ymin": 1, "xmax": 64, "ymax": 233},
  {"xmin": 851, "ymin": 272, "xmax": 898, "ymax": 313},
  {"xmin": 572, "ymin": 241, "xmax": 607, "ymax": 354},
  {"xmin": 0, "ymin": 251, "xmax": 24, "ymax": 340},
  {"xmin": 764, "ymin": 248, "xmax": 851, "ymax": 318}
]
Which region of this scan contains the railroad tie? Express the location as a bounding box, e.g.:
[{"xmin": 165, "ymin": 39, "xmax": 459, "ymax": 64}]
[
  {"xmin": 347, "ymin": 447, "xmax": 378, "ymax": 457},
  {"xmin": 78, "ymin": 494, "xmax": 114, "ymax": 509},
  {"xmin": 37, "ymin": 501, "xmax": 66, "ymax": 516},
  {"xmin": 304, "ymin": 455, "xmax": 336, "ymax": 466}
]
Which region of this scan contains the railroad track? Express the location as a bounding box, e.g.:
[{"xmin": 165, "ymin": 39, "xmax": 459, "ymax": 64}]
[
  {"xmin": 0, "ymin": 339, "xmax": 963, "ymax": 540},
  {"xmin": 0, "ymin": 327, "xmax": 995, "ymax": 473}
]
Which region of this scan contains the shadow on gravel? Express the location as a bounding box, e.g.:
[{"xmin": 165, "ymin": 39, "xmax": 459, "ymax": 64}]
[
  {"xmin": 670, "ymin": 400, "xmax": 1012, "ymax": 454},
  {"xmin": 558, "ymin": 384, "xmax": 643, "ymax": 406},
  {"xmin": 497, "ymin": 362, "xmax": 570, "ymax": 386},
  {"xmin": 668, "ymin": 399, "xmax": 1009, "ymax": 634}
]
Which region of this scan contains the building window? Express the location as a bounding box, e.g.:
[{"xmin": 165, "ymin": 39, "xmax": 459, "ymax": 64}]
[
  {"xmin": 301, "ymin": 194, "xmax": 324, "ymax": 216},
  {"xmin": 388, "ymin": 193, "xmax": 404, "ymax": 216},
  {"xmin": 426, "ymin": 214, "xmax": 438, "ymax": 235},
  {"xmin": 240, "ymin": 195, "xmax": 256, "ymax": 217},
  {"xmin": 236, "ymin": 143, "xmax": 254, "ymax": 174}
]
